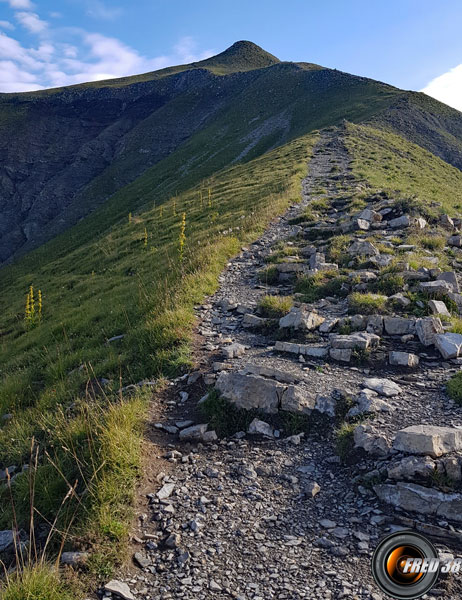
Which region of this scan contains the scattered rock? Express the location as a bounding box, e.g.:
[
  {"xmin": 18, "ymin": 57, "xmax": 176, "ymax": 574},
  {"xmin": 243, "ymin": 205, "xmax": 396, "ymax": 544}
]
[
  {"xmin": 104, "ymin": 580, "xmax": 135, "ymax": 600},
  {"xmin": 393, "ymin": 425, "xmax": 462, "ymax": 457},
  {"xmin": 363, "ymin": 377, "xmax": 402, "ymax": 397},
  {"xmin": 389, "ymin": 351, "xmax": 419, "ymax": 367}
]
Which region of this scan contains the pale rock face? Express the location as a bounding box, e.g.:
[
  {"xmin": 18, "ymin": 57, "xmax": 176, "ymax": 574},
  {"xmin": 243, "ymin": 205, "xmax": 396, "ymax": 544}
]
[
  {"xmin": 383, "ymin": 316, "xmax": 416, "ymax": 336},
  {"xmin": 315, "ymin": 394, "xmax": 337, "ymax": 417},
  {"xmin": 438, "ymin": 271, "xmax": 459, "ymax": 293},
  {"xmin": 434, "ymin": 333, "xmax": 462, "ymax": 359},
  {"xmin": 347, "ymin": 389, "xmax": 394, "ymax": 417},
  {"xmin": 415, "ymin": 316, "xmax": 444, "ymax": 346},
  {"xmin": 362, "ymin": 377, "xmax": 402, "ymax": 397},
  {"xmin": 374, "ymin": 482, "xmax": 462, "ymax": 523},
  {"xmin": 428, "ymin": 299, "xmax": 451, "ymax": 317},
  {"xmin": 354, "ymin": 424, "xmax": 390, "ymax": 457},
  {"xmin": 248, "ymin": 418, "xmax": 274, "ymax": 437},
  {"xmin": 387, "ymin": 455, "xmax": 436, "ymax": 481},
  {"xmin": 389, "ymin": 351, "xmax": 419, "ymax": 367},
  {"xmin": 348, "ymin": 240, "xmax": 379, "ymax": 257},
  {"xmin": 279, "ymin": 307, "xmax": 325, "ymax": 331},
  {"xmin": 393, "ymin": 425, "xmax": 462, "ymax": 457}
]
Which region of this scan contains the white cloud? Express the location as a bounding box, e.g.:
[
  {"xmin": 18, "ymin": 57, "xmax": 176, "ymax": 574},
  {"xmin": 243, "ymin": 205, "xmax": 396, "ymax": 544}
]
[
  {"xmin": 15, "ymin": 11, "xmax": 48, "ymax": 34},
  {"xmin": 174, "ymin": 36, "xmax": 214, "ymax": 64},
  {"xmin": 1, "ymin": 0, "xmax": 34, "ymax": 9},
  {"xmin": 0, "ymin": 59, "xmax": 42, "ymax": 91},
  {"xmin": 421, "ymin": 64, "xmax": 462, "ymax": 112},
  {"xmin": 86, "ymin": 1, "xmax": 123, "ymax": 20},
  {"xmin": 0, "ymin": 5, "xmax": 215, "ymax": 93},
  {"xmin": 0, "ymin": 20, "xmax": 15, "ymax": 30}
]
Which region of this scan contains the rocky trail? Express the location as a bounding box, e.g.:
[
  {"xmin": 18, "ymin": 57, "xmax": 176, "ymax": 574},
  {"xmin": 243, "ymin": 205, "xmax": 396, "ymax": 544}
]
[{"xmin": 103, "ymin": 129, "xmax": 462, "ymax": 600}]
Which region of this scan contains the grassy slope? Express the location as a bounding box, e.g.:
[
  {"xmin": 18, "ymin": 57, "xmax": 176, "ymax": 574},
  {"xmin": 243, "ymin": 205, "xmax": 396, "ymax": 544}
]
[
  {"xmin": 0, "ymin": 132, "xmax": 317, "ymax": 590},
  {"xmin": 344, "ymin": 122, "xmax": 462, "ymax": 214}
]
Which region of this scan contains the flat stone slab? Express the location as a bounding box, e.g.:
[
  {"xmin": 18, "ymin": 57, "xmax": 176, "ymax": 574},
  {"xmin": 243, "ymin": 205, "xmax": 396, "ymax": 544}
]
[
  {"xmin": 279, "ymin": 307, "xmax": 325, "ymax": 330},
  {"xmin": 275, "ymin": 340, "xmax": 328, "ymax": 358},
  {"xmin": 393, "ymin": 425, "xmax": 462, "ymax": 457},
  {"xmin": 216, "ymin": 372, "xmax": 315, "ymax": 414},
  {"xmin": 330, "ymin": 332, "xmax": 379, "ymax": 350},
  {"xmin": 374, "ymin": 482, "xmax": 462, "ymax": 524},
  {"xmin": 363, "ymin": 377, "xmax": 402, "ymax": 397}
]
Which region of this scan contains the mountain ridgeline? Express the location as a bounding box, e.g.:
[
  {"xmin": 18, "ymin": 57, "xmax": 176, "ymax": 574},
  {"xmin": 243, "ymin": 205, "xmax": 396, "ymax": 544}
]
[{"xmin": 1, "ymin": 40, "xmax": 462, "ymax": 264}]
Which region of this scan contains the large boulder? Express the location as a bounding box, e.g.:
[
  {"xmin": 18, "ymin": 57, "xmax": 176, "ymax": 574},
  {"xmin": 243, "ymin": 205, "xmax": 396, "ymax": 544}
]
[
  {"xmin": 419, "ymin": 280, "xmax": 453, "ymax": 295},
  {"xmin": 387, "ymin": 456, "xmax": 436, "ymax": 481},
  {"xmin": 279, "ymin": 307, "xmax": 325, "ymax": 331},
  {"xmin": 438, "ymin": 271, "xmax": 459, "ymax": 293},
  {"xmin": 348, "ymin": 240, "xmax": 379, "ymax": 257},
  {"xmin": 415, "ymin": 316, "xmax": 444, "ymax": 346},
  {"xmin": 389, "ymin": 351, "xmax": 419, "ymax": 367},
  {"xmin": 216, "ymin": 372, "xmax": 284, "ymax": 413},
  {"xmin": 354, "ymin": 424, "xmax": 390, "ymax": 457},
  {"xmin": 374, "ymin": 482, "xmax": 462, "ymax": 523},
  {"xmin": 435, "ymin": 333, "xmax": 462, "ymax": 359},
  {"xmin": 215, "ymin": 372, "xmax": 316, "ymax": 414},
  {"xmin": 393, "ymin": 425, "xmax": 462, "ymax": 457},
  {"xmin": 383, "ymin": 317, "xmax": 415, "ymax": 336}
]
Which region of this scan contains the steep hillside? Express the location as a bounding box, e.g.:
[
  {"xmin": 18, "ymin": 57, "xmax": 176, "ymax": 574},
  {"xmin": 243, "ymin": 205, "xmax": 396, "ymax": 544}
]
[
  {"xmin": 3, "ymin": 40, "xmax": 462, "ymax": 597},
  {"xmin": 4, "ymin": 40, "xmax": 460, "ymax": 264}
]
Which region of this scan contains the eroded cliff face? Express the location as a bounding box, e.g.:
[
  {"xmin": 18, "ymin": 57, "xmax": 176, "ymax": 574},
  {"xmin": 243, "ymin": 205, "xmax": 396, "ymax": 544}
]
[
  {"xmin": 1, "ymin": 43, "xmax": 462, "ymax": 265},
  {"xmin": 0, "ymin": 69, "xmax": 236, "ymax": 263}
]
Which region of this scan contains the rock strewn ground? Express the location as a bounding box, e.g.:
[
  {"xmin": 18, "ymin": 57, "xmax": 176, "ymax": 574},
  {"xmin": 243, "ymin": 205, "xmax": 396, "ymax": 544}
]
[{"xmin": 104, "ymin": 130, "xmax": 462, "ymax": 600}]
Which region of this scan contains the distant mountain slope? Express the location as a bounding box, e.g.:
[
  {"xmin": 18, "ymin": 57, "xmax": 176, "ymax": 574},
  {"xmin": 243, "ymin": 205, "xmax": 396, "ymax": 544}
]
[{"xmin": 1, "ymin": 40, "xmax": 461, "ymax": 265}]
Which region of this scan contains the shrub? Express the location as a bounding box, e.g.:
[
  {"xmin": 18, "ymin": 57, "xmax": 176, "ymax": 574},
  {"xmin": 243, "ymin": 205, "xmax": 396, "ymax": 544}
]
[
  {"xmin": 1, "ymin": 566, "xmax": 76, "ymax": 600},
  {"xmin": 258, "ymin": 265, "xmax": 279, "ymax": 285},
  {"xmin": 335, "ymin": 422, "xmax": 356, "ymax": 462},
  {"xmin": 420, "ymin": 236, "xmax": 445, "ymax": 251},
  {"xmin": 450, "ymin": 318, "xmax": 462, "ymax": 334},
  {"xmin": 447, "ymin": 372, "xmax": 462, "ymax": 405},
  {"xmin": 200, "ymin": 390, "xmax": 257, "ymax": 436},
  {"xmin": 295, "ymin": 272, "xmax": 348, "ymax": 302},
  {"xmin": 258, "ymin": 295, "xmax": 293, "ymax": 318},
  {"xmin": 372, "ymin": 273, "xmax": 405, "ymax": 296},
  {"xmin": 348, "ymin": 292, "xmax": 387, "ymax": 314},
  {"xmin": 265, "ymin": 245, "xmax": 298, "ymax": 263},
  {"xmin": 327, "ymin": 235, "xmax": 351, "ymax": 265}
]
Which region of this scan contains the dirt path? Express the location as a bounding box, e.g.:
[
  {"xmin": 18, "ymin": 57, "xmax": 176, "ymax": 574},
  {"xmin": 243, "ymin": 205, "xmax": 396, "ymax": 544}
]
[{"xmin": 108, "ymin": 129, "xmax": 462, "ymax": 600}]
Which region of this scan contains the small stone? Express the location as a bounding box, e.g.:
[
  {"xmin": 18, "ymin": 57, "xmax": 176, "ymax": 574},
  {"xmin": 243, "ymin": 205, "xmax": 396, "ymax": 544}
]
[
  {"xmin": 156, "ymin": 483, "xmax": 175, "ymax": 500},
  {"xmin": 248, "ymin": 418, "xmax": 274, "ymax": 437},
  {"xmin": 305, "ymin": 481, "xmax": 321, "ymax": 497},
  {"xmin": 428, "ymin": 300, "xmax": 451, "ymax": 317},
  {"xmin": 104, "ymin": 580, "xmax": 135, "ymax": 600}
]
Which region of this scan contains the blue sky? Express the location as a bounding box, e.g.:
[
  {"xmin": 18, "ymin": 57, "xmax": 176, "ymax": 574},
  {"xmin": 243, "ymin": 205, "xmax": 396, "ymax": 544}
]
[{"xmin": 0, "ymin": 0, "xmax": 461, "ymax": 110}]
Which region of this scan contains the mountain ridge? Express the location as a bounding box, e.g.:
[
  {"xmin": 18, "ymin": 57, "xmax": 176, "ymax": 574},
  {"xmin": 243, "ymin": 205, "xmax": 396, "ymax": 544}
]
[{"xmin": 1, "ymin": 41, "xmax": 462, "ymax": 265}]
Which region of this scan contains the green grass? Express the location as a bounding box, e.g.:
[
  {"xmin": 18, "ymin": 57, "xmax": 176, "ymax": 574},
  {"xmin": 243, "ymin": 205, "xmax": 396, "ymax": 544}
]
[
  {"xmin": 371, "ymin": 273, "xmax": 405, "ymax": 296},
  {"xmin": 348, "ymin": 292, "xmax": 387, "ymax": 314},
  {"xmin": 0, "ymin": 132, "xmax": 317, "ymax": 590},
  {"xmin": 1, "ymin": 566, "xmax": 77, "ymax": 600},
  {"xmin": 258, "ymin": 265, "xmax": 280, "ymax": 284},
  {"xmin": 345, "ymin": 122, "xmax": 462, "ymax": 218},
  {"xmin": 258, "ymin": 295, "xmax": 293, "ymax": 318},
  {"xmin": 335, "ymin": 422, "xmax": 356, "ymax": 463},
  {"xmin": 295, "ymin": 271, "xmax": 349, "ymax": 302},
  {"xmin": 447, "ymin": 372, "xmax": 462, "ymax": 405}
]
